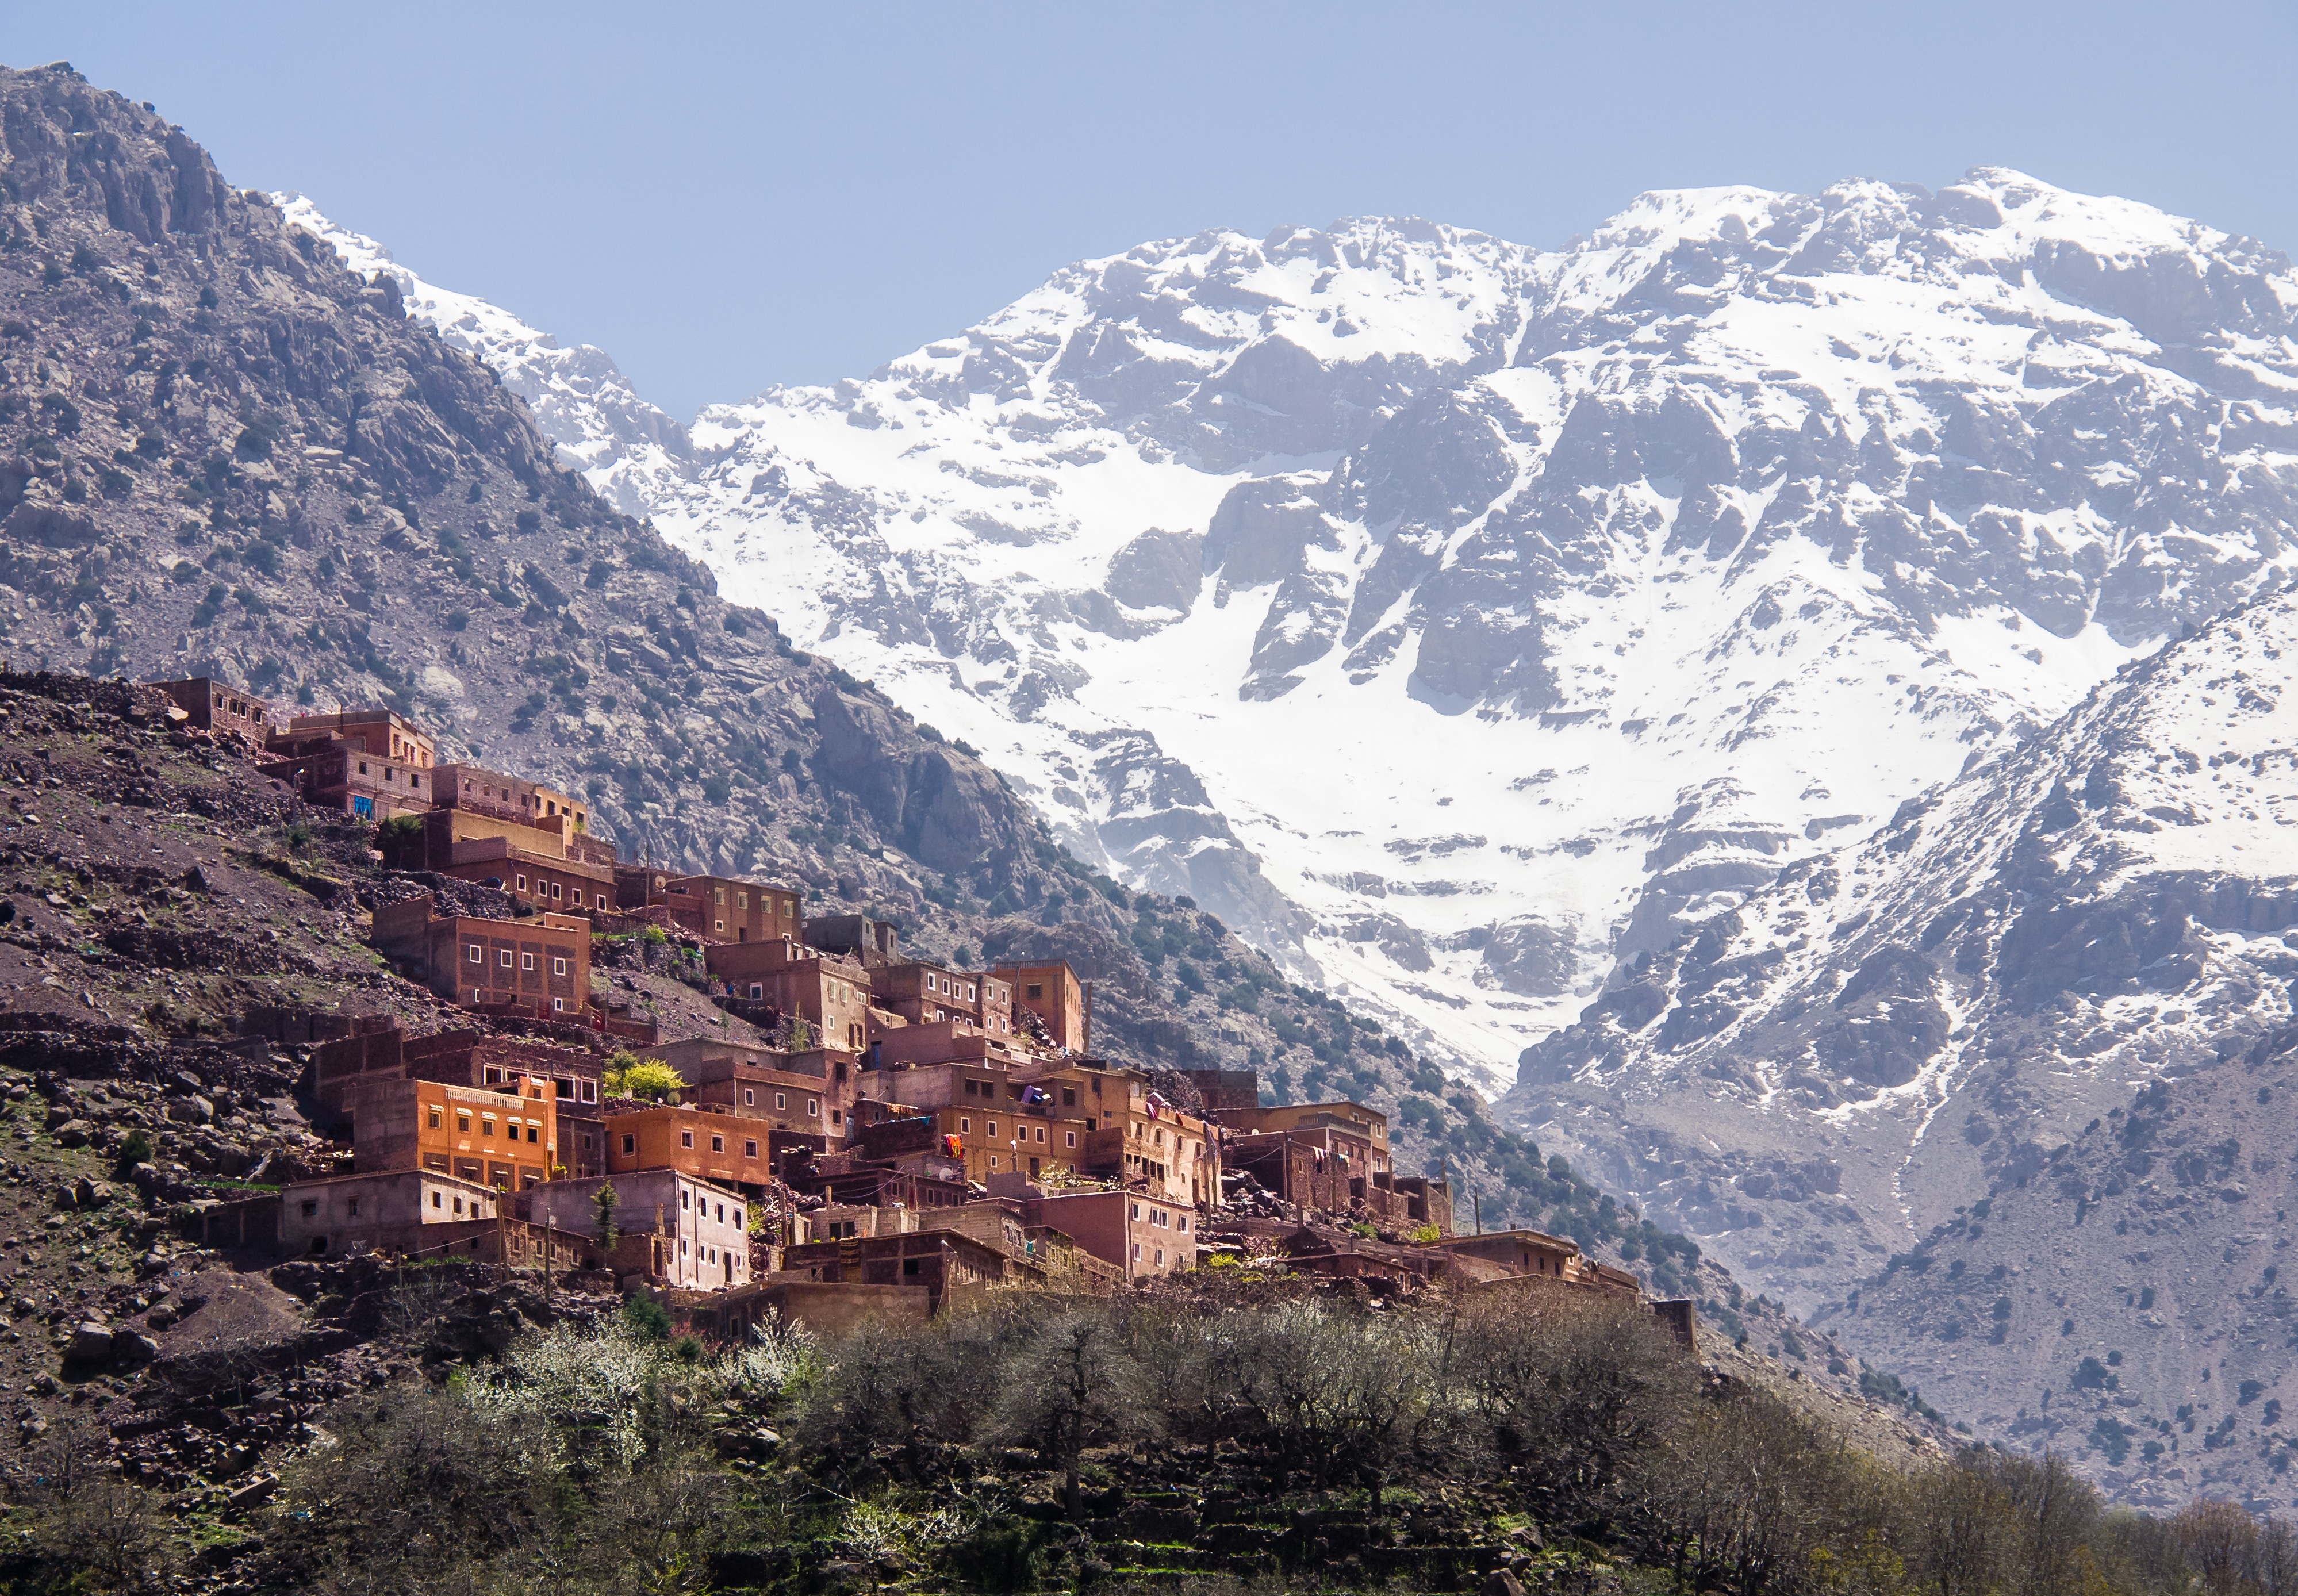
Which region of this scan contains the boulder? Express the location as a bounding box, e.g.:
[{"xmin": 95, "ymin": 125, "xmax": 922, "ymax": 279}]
[
  {"xmin": 64, "ymin": 1321, "xmax": 114, "ymax": 1364},
  {"xmin": 112, "ymin": 1330, "xmax": 159, "ymax": 1367}
]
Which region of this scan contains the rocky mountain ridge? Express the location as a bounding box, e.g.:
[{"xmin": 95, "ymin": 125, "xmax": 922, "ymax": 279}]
[
  {"xmin": 1507, "ymin": 576, "xmax": 2298, "ymax": 1505},
  {"xmin": 289, "ymin": 171, "xmax": 2298, "ymax": 1101}
]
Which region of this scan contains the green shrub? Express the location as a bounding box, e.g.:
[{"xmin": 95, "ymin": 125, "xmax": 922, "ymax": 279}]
[{"xmin": 620, "ymin": 1295, "xmax": 671, "ymax": 1342}]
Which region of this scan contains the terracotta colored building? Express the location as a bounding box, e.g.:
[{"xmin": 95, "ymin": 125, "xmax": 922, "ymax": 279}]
[
  {"xmin": 257, "ymin": 732, "xmax": 437, "ymax": 821},
  {"xmin": 412, "ymin": 807, "xmax": 619, "ymax": 915},
  {"xmin": 402, "ymin": 1031, "xmax": 605, "ymax": 1177},
  {"xmin": 285, "ymin": 705, "xmax": 435, "ymax": 768},
  {"xmin": 614, "ymin": 870, "xmax": 803, "ymax": 942},
  {"xmin": 1025, "ymin": 1189, "xmax": 1195, "ymax": 1279},
  {"xmin": 349, "ymin": 1074, "xmax": 560, "ymax": 1190},
  {"xmin": 370, "ymin": 901, "xmax": 592, "ymax": 1020},
  {"xmin": 432, "ymin": 761, "xmax": 591, "ymax": 835},
  {"xmin": 145, "ymin": 677, "xmax": 273, "ymax": 743},
  {"xmin": 1213, "ymin": 1101, "xmax": 1391, "ymax": 1177},
  {"xmin": 607, "ymin": 1104, "xmax": 774, "ymax": 1192},
  {"xmin": 654, "ymin": 1037, "xmax": 858, "ymax": 1142},
  {"xmin": 993, "ymin": 960, "xmax": 1088, "ymax": 1051},
  {"xmin": 704, "ymin": 937, "xmax": 872, "ymax": 1052},
  {"xmin": 802, "ymin": 914, "xmax": 902, "ymax": 968},
  {"xmin": 876, "ymin": 960, "xmax": 1015, "ymax": 1036}
]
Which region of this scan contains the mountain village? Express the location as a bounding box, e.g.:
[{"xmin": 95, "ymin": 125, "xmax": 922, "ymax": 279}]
[{"xmin": 141, "ymin": 674, "xmax": 1679, "ymax": 1342}]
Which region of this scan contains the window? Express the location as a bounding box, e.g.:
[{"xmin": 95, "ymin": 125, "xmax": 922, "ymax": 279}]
[
  {"xmin": 1028, "ymin": 983, "xmax": 1043, "ymax": 1000},
  {"xmin": 743, "ymin": 1088, "xmax": 755, "ymax": 1106},
  {"xmin": 570, "ymin": 891, "xmax": 583, "ymax": 908},
  {"xmin": 516, "ymin": 874, "xmax": 528, "ymax": 892},
  {"xmin": 1131, "ymin": 1243, "xmax": 1140, "ymax": 1260},
  {"xmin": 1178, "ymin": 1215, "xmax": 1189, "ymax": 1233},
  {"xmin": 960, "ymin": 1117, "xmax": 970, "ymax": 1134},
  {"xmin": 581, "ymin": 1081, "xmax": 597, "ymax": 1103},
  {"xmin": 432, "ymin": 1191, "xmax": 442, "ymax": 1208},
  {"xmin": 744, "ymin": 1140, "xmax": 758, "ymax": 1158},
  {"xmin": 715, "ymin": 919, "xmax": 725, "ymax": 933},
  {"xmin": 988, "ymin": 1155, "xmax": 999, "ymax": 1169},
  {"xmin": 552, "ymin": 956, "xmax": 567, "ymax": 976},
  {"xmin": 551, "ymin": 882, "xmax": 563, "ymax": 900},
  {"xmin": 806, "ymin": 1099, "xmax": 818, "ymax": 1117},
  {"xmin": 1156, "ymin": 1249, "xmax": 1165, "ymax": 1266},
  {"xmin": 527, "ymin": 1125, "xmax": 539, "ymax": 1144},
  {"xmin": 716, "ymin": 1202, "xmax": 726, "ymax": 1222},
  {"xmin": 467, "ymin": 944, "xmax": 483, "ymax": 965},
  {"xmin": 454, "ymin": 1196, "xmax": 465, "ymax": 1215},
  {"xmin": 622, "ymin": 1133, "xmax": 636, "ymax": 1155},
  {"xmin": 521, "ymin": 952, "xmax": 536, "ymax": 972},
  {"xmin": 553, "ymin": 997, "xmax": 564, "ymax": 1011},
  {"xmin": 772, "ymin": 1091, "xmax": 788, "ymax": 1112},
  {"xmin": 482, "ymin": 1118, "xmax": 495, "ymax": 1137},
  {"xmin": 1129, "ymin": 1203, "xmax": 1140, "ymax": 1221},
  {"xmin": 711, "ymin": 1134, "xmax": 725, "ymax": 1153},
  {"xmin": 300, "ymin": 1200, "xmax": 317, "ymax": 1217},
  {"xmin": 986, "ymin": 1121, "xmax": 997, "ymax": 1138},
  {"xmin": 680, "ymin": 1189, "xmax": 690, "ymax": 1209},
  {"xmin": 735, "ymin": 1208, "xmax": 744, "ymax": 1227},
  {"xmin": 427, "ymin": 1108, "xmax": 441, "ymax": 1129},
  {"xmin": 348, "ymin": 1198, "xmax": 360, "ymax": 1217},
  {"xmin": 1066, "ymin": 1131, "xmax": 1076, "ymax": 1148},
  {"xmin": 498, "ymin": 949, "xmax": 514, "ymax": 968},
  {"xmin": 681, "ymin": 1130, "xmax": 695, "ymax": 1148},
  {"xmin": 458, "ymin": 1112, "xmax": 471, "ymax": 1134},
  {"xmin": 1062, "ymin": 1088, "xmax": 1076, "ymax": 1106}
]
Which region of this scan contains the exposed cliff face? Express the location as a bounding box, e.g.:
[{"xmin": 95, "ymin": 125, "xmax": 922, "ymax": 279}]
[{"xmin": 1499, "ymin": 580, "xmax": 2298, "ymax": 1502}]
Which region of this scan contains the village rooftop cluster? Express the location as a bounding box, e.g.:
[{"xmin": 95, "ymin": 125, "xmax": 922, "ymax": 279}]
[{"xmin": 155, "ymin": 677, "xmax": 1683, "ymax": 1335}]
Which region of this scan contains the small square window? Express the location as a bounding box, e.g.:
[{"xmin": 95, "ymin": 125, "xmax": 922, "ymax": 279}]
[
  {"xmin": 711, "ymin": 1134, "xmax": 725, "ymax": 1153},
  {"xmin": 553, "ymin": 956, "xmax": 567, "ymax": 976},
  {"xmin": 743, "ymin": 1088, "xmax": 755, "ymax": 1106},
  {"xmin": 521, "ymin": 952, "xmax": 536, "ymax": 972},
  {"xmin": 744, "ymin": 1140, "xmax": 758, "ymax": 1158},
  {"xmin": 458, "ymin": 1113, "xmax": 471, "ymax": 1133},
  {"xmin": 467, "ymin": 945, "xmax": 482, "ymax": 964},
  {"xmin": 775, "ymin": 1092, "xmax": 787, "ymax": 1111},
  {"xmin": 499, "ymin": 949, "xmax": 514, "ymax": 968},
  {"xmin": 622, "ymin": 1133, "xmax": 636, "ymax": 1155},
  {"xmin": 681, "ymin": 1130, "xmax": 695, "ymax": 1149},
  {"xmin": 806, "ymin": 1099, "xmax": 818, "ymax": 1117},
  {"xmin": 427, "ymin": 1109, "xmax": 441, "ymax": 1129}
]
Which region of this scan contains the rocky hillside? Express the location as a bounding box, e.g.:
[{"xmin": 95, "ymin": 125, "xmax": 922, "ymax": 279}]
[
  {"xmin": 291, "ymin": 171, "xmax": 2298, "ymax": 1093},
  {"xmin": 1506, "ymin": 578, "xmax": 2298, "ymax": 1503}
]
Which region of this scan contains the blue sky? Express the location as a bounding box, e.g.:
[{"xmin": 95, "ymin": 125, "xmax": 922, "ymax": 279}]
[{"xmin": 10, "ymin": 2, "xmax": 2295, "ymax": 419}]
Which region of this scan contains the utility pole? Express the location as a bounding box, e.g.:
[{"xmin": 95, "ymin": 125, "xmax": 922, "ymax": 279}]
[{"xmin": 1474, "ymin": 1189, "xmax": 1482, "ymax": 1236}]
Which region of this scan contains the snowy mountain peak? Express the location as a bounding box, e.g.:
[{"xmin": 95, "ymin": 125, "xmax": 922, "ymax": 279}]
[{"xmin": 277, "ymin": 175, "xmax": 2298, "ymax": 1103}]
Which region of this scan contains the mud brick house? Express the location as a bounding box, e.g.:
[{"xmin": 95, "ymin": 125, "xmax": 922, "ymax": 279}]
[
  {"xmin": 993, "ymin": 960, "xmax": 1088, "ymax": 1050},
  {"xmin": 148, "ymin": 677, "xmax": 273, "ymax": 743},
  {"xmin": 876, "ymin": 959, "xmax": 1016, "ymax": 1036},
  {"xmin": 258, "ymin": 728, "xmax": 432, "ymax": 820},
  {"xmin": 1026, "ymin": 1188, "xmax": 1196, "ymax": 1279},
  {"xmin": 402, "ymin": 1031, "xmax": 605, "ymax": 1177},
  {"xmin": 523, "ymin": 1168, "xmax": 752, "ymax": 1289},
  {"xmin": 390, "ymin": 805, "xmax": 619, "ymax": 915},
  {"xmin": 653, "ymin": 1037, "xmax": 857, "ymax": 1144},
  {"xmin": 1420, "ymin": 1230, "xmax": 1632, "ymax": 1290},
  {"xmin": 863, "ymin": 1020, "xmax": 1037, "ymax": 1071},
  {"xmin": 371, "ymin": 901, "xmax": 592, "ymax": 1020},
  {"xmin": 650, "ymin": 873, "xmax": 804, "ymax": 942},
  {"xmin": 1081, "ymin": 1079, "xmax": 1221, "ymax": 1208},
  {"xmin": 279, "ymin": 1169, "xmax": 502, "ymax": 1254},
  {"xmin": 854, "ymin": 1060, "xmax": 1095, "ymax": 1184},
  {"xmin": 704, "ymin": 936, "xmax": 872, "ymax": 1052},
  {"xmin": 607, "ymin": 1103, "xmax": 777, "ymax": 1193},
  {"xmin": 911, "ymin": 1202, "xmax": 1123, "ymax": 1292},
  {"xmin": 349, "ymin": 1074, "xmax": 560, "ymax": 1191},
  {"xmin": 802, "ymin": 914, "xmax": 902, "ymax": 968},
  {"xmin": 777, "ymin": 1226, "xmax": 1050, "ymax": 1314},
  {"xmin": 288, "ymin": 706, "xmax": 435, "ymax": 767},
  {"xmin": 1213, "ymin": 1101, "xmax": 1391, "ymax": 1175},
  {"xmin": 432, "ymin": 762, "xmax": 591, "ymax": 835},
  {"xmin": 308, "ymin": 1015, "xmax": 412, "ymax": 1118},
  {"xmin": 778, "ymin": 1144, "xmax": 968, "ymax": 1213}
]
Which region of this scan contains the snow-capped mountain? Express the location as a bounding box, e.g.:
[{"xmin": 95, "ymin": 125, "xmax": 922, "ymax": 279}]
[
  {"xmin": 281, "ymin": 170, "xmax": 2298, "ymax": 1099},
  {"xmin": 1511, "ymin": 580, "xmax": 2298, "ymax": 1503}
]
